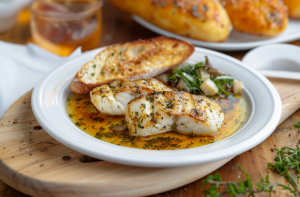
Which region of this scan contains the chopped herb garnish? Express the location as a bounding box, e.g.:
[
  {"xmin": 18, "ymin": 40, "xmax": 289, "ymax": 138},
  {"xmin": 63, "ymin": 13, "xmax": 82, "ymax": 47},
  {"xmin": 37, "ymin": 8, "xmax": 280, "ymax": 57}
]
[
  {"xmin": 101, "ymin": 71, "xmax": 104, "ymax": 75},
  {"xmin": 165, "ymin": 101, "xmax": 173, "ymax": 108},
  {"xmin": 145, "ymin": 95, "xmax": 154, "ymax": 102},
  {"xmin": 93, "ymin": 64, "xmax": 96, "ymax": 68},
  {"xmin": 93, "ymin": 117, "xmax": 105, "ymax": 122},
  {"xmin": 214, "ymin": 76, "xmax": 234, "ymax": 96},
  {"xmin": 168, "ymin": 62, "xmax": 203, "ymax": 94},
  {"xmin": 143, "ymin": 137, "xmax": 182, "ymax": 149},
  {"xmin": 95, "ymin": 132, "xmax": 103, "ymax": 138},
  {"xmin": 99, "ymin": 127, "xmax": 105, "ymax": 131},
  {"xmin": 268, "ymin": 146, "xmax": 300, "ymax": 194},
  {"xmin": 168, "ymin": 56, "xmax": 236, "ymax": 97},
  {"xmin": 294, "ymin": 122, "xmax": 300, "ymax": 133},
  {"xmin": 91, "ymin": 73, "xmax": 95, "ymax": 76},
  {"xmin": 112, "ymin": 68, "xmax": 115, "ymax": 71}
]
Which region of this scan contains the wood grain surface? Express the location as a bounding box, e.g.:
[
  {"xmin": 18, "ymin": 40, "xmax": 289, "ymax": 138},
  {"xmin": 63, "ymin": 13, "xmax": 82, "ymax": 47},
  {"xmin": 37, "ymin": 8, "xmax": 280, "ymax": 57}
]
[
  {"xmin": 0, "ymin": 91, "xmax": 232, "ymax": 197},
  {"xmin": 1, "ymin": 0, "xmax": 300, "ymax": 196}
]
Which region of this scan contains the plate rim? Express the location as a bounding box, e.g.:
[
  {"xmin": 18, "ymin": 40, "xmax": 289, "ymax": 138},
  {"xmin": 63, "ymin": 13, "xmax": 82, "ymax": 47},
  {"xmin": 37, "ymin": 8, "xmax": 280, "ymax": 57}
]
[
  {"xmin": 242, "ymin": 43, "xmax": 300, "ymax": 67},
  {"xmin": 31, "ymin": 46, "xmax": 282, "ymax": 167},
  {"xmin": 132, "ymin": 15, "xmax": 300, "ymax": 51}
]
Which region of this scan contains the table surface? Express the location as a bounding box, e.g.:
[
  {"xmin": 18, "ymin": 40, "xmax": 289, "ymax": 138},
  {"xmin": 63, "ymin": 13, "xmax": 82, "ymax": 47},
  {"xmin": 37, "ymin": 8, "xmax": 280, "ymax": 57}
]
[{"xmin": 1, "ymin": 1, "xmax": 300, "ymax": 196}]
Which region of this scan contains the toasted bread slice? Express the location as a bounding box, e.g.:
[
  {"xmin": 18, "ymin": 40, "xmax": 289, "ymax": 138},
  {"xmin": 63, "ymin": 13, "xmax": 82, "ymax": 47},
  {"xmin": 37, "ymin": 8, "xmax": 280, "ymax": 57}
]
[{"xmin": 69, "ymin": 37, "xmax": 194, "ymax": 94}]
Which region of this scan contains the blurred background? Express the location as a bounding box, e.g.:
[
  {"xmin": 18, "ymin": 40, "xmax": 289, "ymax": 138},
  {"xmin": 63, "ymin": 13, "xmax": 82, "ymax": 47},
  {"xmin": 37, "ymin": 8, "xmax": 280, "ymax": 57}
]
[{"xmin": 0, "ymin": 0, "xmax": 159, "ymax": 56}]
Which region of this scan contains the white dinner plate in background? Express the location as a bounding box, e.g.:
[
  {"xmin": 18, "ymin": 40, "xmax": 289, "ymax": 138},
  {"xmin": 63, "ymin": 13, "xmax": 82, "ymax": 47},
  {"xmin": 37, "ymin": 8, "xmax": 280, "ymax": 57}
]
[
  {"xmin": 133, "ymin": 16, "xmax": 300, "ymax": 51},
  {"xmin": 242, "ymin": 44, "xmax": 300, "ymax": 80}
]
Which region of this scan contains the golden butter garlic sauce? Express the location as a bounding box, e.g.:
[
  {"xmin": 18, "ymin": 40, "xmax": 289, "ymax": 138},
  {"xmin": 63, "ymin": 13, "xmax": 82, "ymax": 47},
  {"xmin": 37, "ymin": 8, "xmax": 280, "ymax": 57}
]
[{"xmin": 66, "ymin": 93, "xmax": 247, "ymax": 150}]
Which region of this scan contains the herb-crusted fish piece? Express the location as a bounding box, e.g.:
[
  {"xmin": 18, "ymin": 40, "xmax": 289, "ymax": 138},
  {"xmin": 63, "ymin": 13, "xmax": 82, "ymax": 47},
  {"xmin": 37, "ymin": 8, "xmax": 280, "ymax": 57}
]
[
  {"xmin": 90, "ymin": 78, "xmax": 172, "ymax": 115},
  {"xmin": 70, "ymin": 36, "xmax": 194, "ymax": 94},
  {"xmin": 125, "ymin": 91, "xmax": 225, "ymax": 136}
]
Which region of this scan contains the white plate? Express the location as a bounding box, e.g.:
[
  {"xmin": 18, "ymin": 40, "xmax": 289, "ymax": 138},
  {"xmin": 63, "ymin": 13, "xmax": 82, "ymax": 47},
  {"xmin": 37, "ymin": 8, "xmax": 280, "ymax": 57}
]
[
  {"xmin": 31, "ymin": 46, "xmax": 281, "ymax": 167},
  {"xmin": 133, "ymin": 15, "xmax": 300, "ymax": 51},
  {"xmin": 242, "ymin": 44, "xmax": 300, "ymax": 80}
]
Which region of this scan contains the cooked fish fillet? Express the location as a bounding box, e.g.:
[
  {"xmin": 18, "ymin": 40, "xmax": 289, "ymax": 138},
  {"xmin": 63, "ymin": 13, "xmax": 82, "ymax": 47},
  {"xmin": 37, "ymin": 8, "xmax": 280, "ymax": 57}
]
[
  {"xmin": 70, "ymin": 36, "xmax": 194, "ymax": 94},
  {"xmin": 90, "ymin": 78, "xmax": 172, "ymax": 115},
  {"xmin": 125, "ymin": 91, "xmax": 224, "ymax": 136}
]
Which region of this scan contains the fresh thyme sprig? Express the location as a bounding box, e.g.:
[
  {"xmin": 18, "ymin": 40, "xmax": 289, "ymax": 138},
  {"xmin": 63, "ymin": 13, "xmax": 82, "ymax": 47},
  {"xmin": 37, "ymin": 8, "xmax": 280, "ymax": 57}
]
[
  {"xmin": 168, "ymin": 62, "xmax": 204, "ymax": 94},
  {"xmin": 268, "ymin": 146, "xmax": 300, "ymax": 195},
  {"xmin": 294, "ymin": 122, "xmax": 300, "ymax": 133},
  {"xmin": 202, "ymin": 164, "xmax": 296, "ymax": 197},
  {"xmin": 213, "ymin": 76, "xmax": 234, "ymax": 96},
  {"xmin": 168, "ymin": 56, "xmax": 236, "ymax": 96}
]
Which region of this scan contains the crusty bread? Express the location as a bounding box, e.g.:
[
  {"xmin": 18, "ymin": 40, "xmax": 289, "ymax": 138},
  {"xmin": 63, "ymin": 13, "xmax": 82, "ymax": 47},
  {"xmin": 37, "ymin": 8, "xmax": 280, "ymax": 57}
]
[
  {"xmin": 109, "ymin": 0, "xmax": 232, "ymax": 42},
  {"xmin": 220, "ymin": 0, "xmax": 288, "ymax": 37},
  {"xmin": 283, "ymin": 0, "xmax": 300, "ymax": 19},
  {"xmin": 69, "ymin": 37, "xmax": 194, "ymax": 94}
]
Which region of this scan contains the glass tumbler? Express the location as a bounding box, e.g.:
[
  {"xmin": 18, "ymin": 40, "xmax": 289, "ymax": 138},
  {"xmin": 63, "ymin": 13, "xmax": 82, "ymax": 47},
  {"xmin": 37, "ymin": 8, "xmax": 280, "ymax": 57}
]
[{"xmin": 30, "ymin": 0, "xmax": 103, "ymax": 56}]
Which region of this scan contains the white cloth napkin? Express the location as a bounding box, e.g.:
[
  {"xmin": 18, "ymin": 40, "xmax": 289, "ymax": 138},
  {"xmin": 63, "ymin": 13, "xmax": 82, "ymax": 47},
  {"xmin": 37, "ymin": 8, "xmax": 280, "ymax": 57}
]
[{"xmin": 0, "ymin": 41, "xmax": 82, "ymax": 119}]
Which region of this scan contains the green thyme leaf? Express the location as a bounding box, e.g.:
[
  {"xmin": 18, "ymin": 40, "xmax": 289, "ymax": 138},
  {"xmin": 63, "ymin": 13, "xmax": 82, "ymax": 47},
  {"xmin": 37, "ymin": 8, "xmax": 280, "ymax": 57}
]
[
  {"xmin": 294, "ymin": 122, "xmax": 300, "ymax": 133},
  {"xmin": 201, "ymin": 164, "xmax": 296, "ymax": 197}
]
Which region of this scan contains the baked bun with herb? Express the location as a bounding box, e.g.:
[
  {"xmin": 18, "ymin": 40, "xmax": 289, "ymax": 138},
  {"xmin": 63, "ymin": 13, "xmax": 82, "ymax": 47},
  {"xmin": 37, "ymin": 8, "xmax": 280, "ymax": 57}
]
[
  {"xmin": 109, "ymin": 0, "xmax": 232, "ymax": 42},
  {"xmin": 69, "ymin": 36, "xmax": 194, "ymax": 94},
  {"xmin": 220, "ymin": 0, "xmax": 288, "ymax": 37},
  {"xmin": 283, "ymin": 0, "xmax": 300, "ymax": 19}
]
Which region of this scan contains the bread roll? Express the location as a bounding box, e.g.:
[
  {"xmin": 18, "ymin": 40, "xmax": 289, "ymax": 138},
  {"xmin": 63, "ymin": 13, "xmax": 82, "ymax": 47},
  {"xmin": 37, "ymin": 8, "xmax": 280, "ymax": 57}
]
[
  {"xmin": 221, "ymin": 0, "xmax": 288, "ymax": 37},
  {"xmin": 283, "ymin": 0, "xmax": 300, "ymax": 18},
  {"xmin": 109, "ymin": 0, "xmax": 232, "ymax": 42}
]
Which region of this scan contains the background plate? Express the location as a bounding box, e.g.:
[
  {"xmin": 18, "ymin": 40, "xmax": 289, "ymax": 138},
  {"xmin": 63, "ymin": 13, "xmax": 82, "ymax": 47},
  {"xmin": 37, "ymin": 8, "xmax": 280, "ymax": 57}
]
[{"xmin": 133, "ymin": 16, "xmax": 300, "ymax": 51}]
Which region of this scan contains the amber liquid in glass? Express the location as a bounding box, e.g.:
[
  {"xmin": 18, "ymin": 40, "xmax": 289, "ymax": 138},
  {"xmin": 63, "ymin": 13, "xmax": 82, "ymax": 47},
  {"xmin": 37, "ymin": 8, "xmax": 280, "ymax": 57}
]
[{"xmin": 31, "ymin": 0, "xmax": 102, "ymax": 56}]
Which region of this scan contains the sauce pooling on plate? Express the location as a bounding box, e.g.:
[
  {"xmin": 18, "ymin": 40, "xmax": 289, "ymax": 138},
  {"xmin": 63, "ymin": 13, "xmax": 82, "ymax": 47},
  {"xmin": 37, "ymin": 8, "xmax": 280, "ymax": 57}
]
[{"xmin": 66, "ymin": 93, "xmax": 247, "ymax": 150}]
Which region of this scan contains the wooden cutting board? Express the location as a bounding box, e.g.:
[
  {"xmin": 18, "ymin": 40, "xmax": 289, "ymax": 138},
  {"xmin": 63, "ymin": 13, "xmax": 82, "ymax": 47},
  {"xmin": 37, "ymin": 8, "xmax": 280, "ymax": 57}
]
[{"xmin": 0, "ymin": 77, "xmax": 299, "ymax": 197}]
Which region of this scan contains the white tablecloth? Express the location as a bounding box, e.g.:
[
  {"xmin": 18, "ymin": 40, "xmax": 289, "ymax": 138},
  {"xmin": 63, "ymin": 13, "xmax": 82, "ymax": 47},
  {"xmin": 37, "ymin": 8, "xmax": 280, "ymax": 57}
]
[{"xmin": 0, "ymin": 41, "xmax": 82, "ymax": 119}]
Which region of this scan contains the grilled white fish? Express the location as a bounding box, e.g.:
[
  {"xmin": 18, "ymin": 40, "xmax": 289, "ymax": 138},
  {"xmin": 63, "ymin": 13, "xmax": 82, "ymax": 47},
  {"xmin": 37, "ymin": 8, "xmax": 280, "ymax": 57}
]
[
  {"xmin": 125, "ymin": 91, "xmax": 224, "ymax": 136},
  {"xmin": 90, "ymin": 78, "xmax": 172, "ymax": 115}
]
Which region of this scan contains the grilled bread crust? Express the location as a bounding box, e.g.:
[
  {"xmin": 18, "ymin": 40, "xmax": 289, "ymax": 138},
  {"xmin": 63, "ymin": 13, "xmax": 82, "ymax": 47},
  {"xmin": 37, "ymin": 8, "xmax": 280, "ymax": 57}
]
[
  {"xmin": 283, "ymin": 0, "xmax": 300, "ymax": 19},
  {"xmin": 109, "ymin": 0, "xmax": 232, "ymax": 42},
  {"xmin": 220, "ymin": 0, "xmax": 288, "ymax": 37},
  {"xmin": 69, "ymin": 37, "xmax": 194, "ymax": 94}
]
